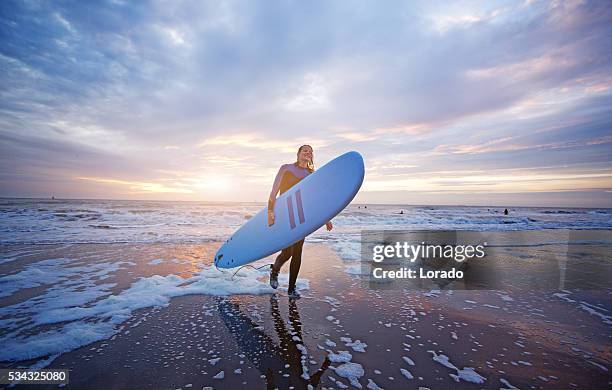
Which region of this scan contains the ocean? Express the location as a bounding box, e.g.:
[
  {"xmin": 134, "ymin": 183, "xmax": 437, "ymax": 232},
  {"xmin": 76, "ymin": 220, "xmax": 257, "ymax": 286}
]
[
  {"xmin": 1, "ymin": 198, "xmax": 611, "ymax": 260},
  {"xmin": 0, "ymin": 198, "xmax": 611, "ymax": 387}
]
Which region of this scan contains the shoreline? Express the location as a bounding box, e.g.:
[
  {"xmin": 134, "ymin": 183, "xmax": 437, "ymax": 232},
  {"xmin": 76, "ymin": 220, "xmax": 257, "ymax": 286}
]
[{"xmin": 1, "ymin": 241, "xmax": 611, "ymax": 389}]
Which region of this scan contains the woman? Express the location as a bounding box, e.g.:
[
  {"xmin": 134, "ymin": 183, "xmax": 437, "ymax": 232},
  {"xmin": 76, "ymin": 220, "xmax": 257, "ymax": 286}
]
[{"xmin": 268, "ymin": 145, "xmax": 333, "ymax": 299}]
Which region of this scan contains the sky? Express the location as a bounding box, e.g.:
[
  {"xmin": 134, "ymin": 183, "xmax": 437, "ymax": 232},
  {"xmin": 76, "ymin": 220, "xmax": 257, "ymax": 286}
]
[{"xmin": 0, "ymin": 0, "xmax": 611, "ymax": 207}]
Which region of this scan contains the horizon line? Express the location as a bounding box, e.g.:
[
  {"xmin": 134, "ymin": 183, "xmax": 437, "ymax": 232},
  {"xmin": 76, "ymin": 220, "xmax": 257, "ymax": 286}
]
[{"xmin": 1, "ymin": 196, "xmax": 610, "ymax": 210}]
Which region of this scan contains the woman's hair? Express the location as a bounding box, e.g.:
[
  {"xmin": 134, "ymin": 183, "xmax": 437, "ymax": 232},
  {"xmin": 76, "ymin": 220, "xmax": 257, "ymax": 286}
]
[{"xmin": 297, "ymin": 144, "xmax": 315, "ymax": 173}]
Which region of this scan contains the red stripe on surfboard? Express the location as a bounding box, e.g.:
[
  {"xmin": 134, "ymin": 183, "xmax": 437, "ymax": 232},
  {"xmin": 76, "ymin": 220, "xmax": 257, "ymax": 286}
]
[
  {"xmin": 287, "ymin": 197, "xmax": 296, "ymax": 229},
  {"xmin": 295, "ymin": 189, "xmax": 305, "ymax": 224}
]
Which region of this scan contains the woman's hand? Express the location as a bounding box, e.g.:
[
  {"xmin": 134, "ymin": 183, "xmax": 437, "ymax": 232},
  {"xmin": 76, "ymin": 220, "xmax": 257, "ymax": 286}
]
[
  {"xmin": 326, "ymin": 221, "xmax": 333, "ymax": 231},
  {"xmin": 268, "ymin": 211, "xmax": 275, "ymax": 226}
]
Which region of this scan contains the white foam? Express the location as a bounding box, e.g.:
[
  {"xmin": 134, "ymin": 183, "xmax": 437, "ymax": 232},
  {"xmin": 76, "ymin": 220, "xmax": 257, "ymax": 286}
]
[
  {"xmin": 499, "ymin": 294, "xmax": 514, "ymax": 302},
  {"xmin": 325, "ymin": 339, "xmax": 337, "ymax": 347},
  {"xmin": 148, "ymin": 258, "xmax": 164, "ymax": 265},
  {"xmin": 0, "ymin": 319, "xmax": 118, "ymax": 361},
  {"xmin": 0, "ymin": 265, "xmax": 308, "ymax": 363},
  {"xmin": 500, "ymin": 378, "xmax": 519, "ymax": 389},
  {"xmin": 579, "ymin": 302, "xmax": 612, "ymax": 325},
  {"xmin": 402, "ymin": 356, "xmax": 415, "ymax": 366},
  {"xmin": 452, "ymin": 367, "xmax": 486, "ymax": 384},
  {"xmin": 554, "ymin": 293, "xmax": 612, "ymax": 325},
  {"xmin": 342, "ymin": 338, "xmax": 367, "ymax": 353},
  {"xmin": 429, "ymin": 351, "xmax": 457, "ymax": 370},
  {"xmin": 328, "ymin": 351, "xmax": 352, "ymax": 363},
  {"xmin": 345, "ymin": 263, "xmax": 369, "ymax": 275},
  {"xmin": 588, "ymin": 360, "xmax": 608, "ymax": 371},
  {"xmin": 0, "ymin": 258, "xmax": 124, "ymax": 298},
  {"xmin": 428, "ymin": 351, "xmax": 486, "ymax": 384},
  {"xmin": 334, "ymin": 362, "xmax": 364, "ymax": 389},
  {"xmin": 553, "ymin": 292, "xmax": 576, "ymax": 303},
  {"xmin": 0, "ymin": 257, "xmax": 132, "ymax": 364},
  {"xmin": 400, "ymin": 368, "xmax": 413, "ymax": 379},
  {"xmin": 213, "ymin": 371, "xmax": 224, "ymax": 379}
]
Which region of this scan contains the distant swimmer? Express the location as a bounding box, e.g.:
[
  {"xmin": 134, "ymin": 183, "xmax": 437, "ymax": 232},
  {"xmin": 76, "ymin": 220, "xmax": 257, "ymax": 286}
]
[
  {"xmin": 504, "ymin": 208, "xmax": 509, "ymax": 215},
  {"xmin": 399, "ymin": 210, "xmax": 404, "ymax": 215}
]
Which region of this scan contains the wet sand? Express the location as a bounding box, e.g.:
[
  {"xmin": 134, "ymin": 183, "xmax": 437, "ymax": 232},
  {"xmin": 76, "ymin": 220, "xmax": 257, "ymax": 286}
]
[{"xmin": 1, "ymin": 242, "xmax": 611, "ymax": 389}]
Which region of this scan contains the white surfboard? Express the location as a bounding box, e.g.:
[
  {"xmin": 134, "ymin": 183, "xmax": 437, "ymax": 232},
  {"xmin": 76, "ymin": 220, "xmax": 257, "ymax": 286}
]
[{"xmin": 214, "ymin": 151, "xmax": 365, "ymax": 268}]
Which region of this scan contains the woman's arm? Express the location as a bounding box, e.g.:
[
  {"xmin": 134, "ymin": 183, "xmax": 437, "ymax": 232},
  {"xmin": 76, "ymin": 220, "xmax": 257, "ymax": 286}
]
[{"xmin": 268, "ymin": 165, "xmax": 286, "ymax": 226}]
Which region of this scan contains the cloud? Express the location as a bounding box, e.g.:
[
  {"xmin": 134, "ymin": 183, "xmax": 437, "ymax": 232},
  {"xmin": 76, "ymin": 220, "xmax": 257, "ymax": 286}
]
[
  {"xmin": 160, "ymin": 26, "xmax": 188, "ymax": 46},
  {"xmin": 365, "ymin": 169, "xmax": 612, "ymax": 194},
  {"xmin": 0, "ymin": 0, "xmax": 611, "ymax": 205},
  {"xmin": 281, "ymin": 72, "xmax": 331, "ymax": 111},
  {"xmin": 434, "ymin": 135, "xmax": 612, "ymax": 155},
  {"xmin": 53, "ymin": 12, "xmax": 77, "ymax": 35},
  {"xmin": 76, "ymin": 176, "xmax": 194, "ymax": 194},
  {"xmin": 197, "ymin": 134, "xmax": 331, "ymax": 153}
]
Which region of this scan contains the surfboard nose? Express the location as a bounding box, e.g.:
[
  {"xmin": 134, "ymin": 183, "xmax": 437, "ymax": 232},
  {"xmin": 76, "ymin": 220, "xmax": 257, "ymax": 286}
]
[
  {"xmin": 214, "ymin": 252, "xmax": 223, "ymax": 266},
  {"xmin": 345, "ymin": 151, "xmax": 365, "ymax": 183},
  {"xmin": 343, "ymin": 151, "xmax": 365, "ymax": 171},
  {"xmin": 347, "ymin": 150, "xmax": 363, "ymax": 161}
]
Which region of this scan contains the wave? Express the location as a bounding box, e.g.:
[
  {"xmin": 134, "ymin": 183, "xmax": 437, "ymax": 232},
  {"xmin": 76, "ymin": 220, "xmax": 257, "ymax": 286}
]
[
  {"xmin": 1, "ymin": 200, "xmax": 610, "ymax": 246},
  {"xmin": 128, "ymin": 209, "xmax": 157, "ymax": 214},
  {"xmin": 88, "ymin": 224, "xmax": 119, "ymax": 230}
]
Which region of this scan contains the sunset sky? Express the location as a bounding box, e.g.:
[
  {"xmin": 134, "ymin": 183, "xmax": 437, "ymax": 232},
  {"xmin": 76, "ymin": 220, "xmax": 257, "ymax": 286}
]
[{"xmin": 1, "ymin": 0, "xmax": 611, "ymax": 207}]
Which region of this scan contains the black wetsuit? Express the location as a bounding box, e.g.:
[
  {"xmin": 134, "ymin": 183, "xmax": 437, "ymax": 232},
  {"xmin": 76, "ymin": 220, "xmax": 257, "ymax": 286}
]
[{"xmin": 268, "ymin": 163, "xmax": 311, "ymax": 291}]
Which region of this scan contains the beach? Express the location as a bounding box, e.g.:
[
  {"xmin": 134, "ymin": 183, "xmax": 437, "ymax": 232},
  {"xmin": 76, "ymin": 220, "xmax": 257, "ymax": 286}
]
[
  {"xmin": 1, "ymin": 235, "xmax": 611, "ymax": 389},
  {"xmin": 3, "ymin": 0, "xmax": 612, "ymax": 387}
]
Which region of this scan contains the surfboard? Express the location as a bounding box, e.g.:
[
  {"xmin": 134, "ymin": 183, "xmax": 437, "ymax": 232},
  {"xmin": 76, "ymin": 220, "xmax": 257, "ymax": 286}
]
[{"xmin": 214, "ymin": 151, "xmax": 365, "ymax": 268}]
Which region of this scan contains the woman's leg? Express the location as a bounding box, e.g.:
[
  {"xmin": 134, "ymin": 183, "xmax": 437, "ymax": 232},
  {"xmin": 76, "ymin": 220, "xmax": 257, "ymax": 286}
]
[
  {"xmin": 288, "ymin": 239, "xmax": 305, "ymax": 291},
  {"xmin": 273, "ymin": 246, "xmax": 293, "ymax": 272},
  {"xmin": 270, "ymin": 246, "xmax": 293, "ymax": 289}
]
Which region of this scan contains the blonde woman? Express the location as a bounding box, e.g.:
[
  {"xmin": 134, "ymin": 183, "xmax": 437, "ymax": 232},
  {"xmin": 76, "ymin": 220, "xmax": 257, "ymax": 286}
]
[{"xmin": 268, "ymin": 145, "xmax": 333, "ymax": 299}]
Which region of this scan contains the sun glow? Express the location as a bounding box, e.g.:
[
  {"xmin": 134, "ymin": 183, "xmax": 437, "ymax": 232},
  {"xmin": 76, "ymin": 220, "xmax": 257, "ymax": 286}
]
[
  {"xmin": 189, "ymin": 175, "xmax": 231, "ymax": 192},
  {"xmin": 76, "ymin": 177, "xmax": 194, "ymax": 194}
]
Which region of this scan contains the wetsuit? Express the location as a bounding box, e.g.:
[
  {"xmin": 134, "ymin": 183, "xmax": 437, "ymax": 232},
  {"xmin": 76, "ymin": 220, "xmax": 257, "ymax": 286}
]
[{"xmin": 268, "ymin": 163, "xmax": 311, "ymax": 291}]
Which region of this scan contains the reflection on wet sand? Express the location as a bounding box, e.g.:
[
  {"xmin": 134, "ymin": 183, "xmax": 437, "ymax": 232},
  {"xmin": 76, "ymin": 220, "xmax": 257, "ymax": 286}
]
[{"xmin": 218, "ymin": 296, "xmax": 330, "ymax": 389}]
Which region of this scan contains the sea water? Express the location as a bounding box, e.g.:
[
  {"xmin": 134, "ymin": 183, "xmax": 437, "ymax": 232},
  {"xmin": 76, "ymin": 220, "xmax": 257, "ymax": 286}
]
[
  {"xmin": 0, "ymin": 198, "xmax": 610, "ymax": 372},
  {"xmin": 1, "ymin": 198, "xmax": 610, "ymax": 259}
]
